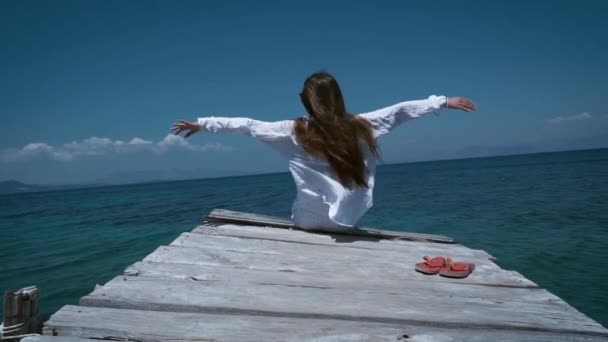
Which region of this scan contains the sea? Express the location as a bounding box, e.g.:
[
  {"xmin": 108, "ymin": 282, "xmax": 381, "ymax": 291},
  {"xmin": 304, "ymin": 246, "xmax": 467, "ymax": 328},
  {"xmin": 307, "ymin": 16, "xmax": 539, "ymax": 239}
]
[{"xmin": 1, "ymin": 148, "xmax": 607, "ymax": 327}]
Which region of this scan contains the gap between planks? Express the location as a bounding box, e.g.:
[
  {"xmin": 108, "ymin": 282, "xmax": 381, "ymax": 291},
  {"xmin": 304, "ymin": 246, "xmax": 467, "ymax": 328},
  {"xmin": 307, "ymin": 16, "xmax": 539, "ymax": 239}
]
[
  {"xmin": 193, "ymin": 223, "xmax": 495, "ymax": 259},
  {"xmin": 205, "ymin": 208, "xmax": 456, "ymax": 243}
]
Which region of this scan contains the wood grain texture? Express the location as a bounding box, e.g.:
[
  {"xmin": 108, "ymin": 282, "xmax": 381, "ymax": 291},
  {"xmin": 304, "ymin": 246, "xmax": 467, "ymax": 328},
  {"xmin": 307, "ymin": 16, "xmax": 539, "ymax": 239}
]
[
  {"xmin": 175, "ymin": 232, "xmax": 483, "ymax": 261},
  {"xmin": 22, "ymin": 336, "xmax": 96, "ymax": 342},
  {"xmin": 125, "ymin": 261, "xmax": 538, "ymax": 298},
  {"xmin": 193, "ymin": 223, "xmax": 493, "ymax": 259},
  {"xmin": 2, "ymin": 286, "xmax": 41, "ymax": 338},
  {"xmin": 207, "ymin": 208, "xmax": 295, "ymax": 228},
  {"xmin": 126, "ymin": 260, "xmax": 525, "ymax": 293},
  {"xmin": 80, "ymin": 275, "xmax": 606, "ymax": 335},
  {"xmin": 44, "ymin": 305, "xmax": 608, "ymax": 342},
  {"xmin": 161, "ymin": 234, "xmax": 533, "ymax": 287}
]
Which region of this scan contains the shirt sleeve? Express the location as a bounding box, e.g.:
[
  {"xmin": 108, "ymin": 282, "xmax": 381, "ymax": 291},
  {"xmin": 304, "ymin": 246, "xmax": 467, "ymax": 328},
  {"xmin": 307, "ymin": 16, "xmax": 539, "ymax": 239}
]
[
  {"xmin": 357, "ymin": 95, "xmax": 447, "ymax": 138},
  {"xmin": 196, "ymin": 117, "xmax": 295, "ymax": 142}
]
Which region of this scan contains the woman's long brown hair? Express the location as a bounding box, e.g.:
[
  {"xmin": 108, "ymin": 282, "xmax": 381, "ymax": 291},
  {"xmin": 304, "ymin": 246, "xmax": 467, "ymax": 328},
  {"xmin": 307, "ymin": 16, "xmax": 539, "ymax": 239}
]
[{"xmin": 294, "ymin": 72, "xmax": 380, "ymax": 189}]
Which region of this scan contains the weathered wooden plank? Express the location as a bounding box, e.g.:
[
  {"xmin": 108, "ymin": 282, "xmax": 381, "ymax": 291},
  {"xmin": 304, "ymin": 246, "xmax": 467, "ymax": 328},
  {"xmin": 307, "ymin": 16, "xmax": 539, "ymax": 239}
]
[
  {"xmin": 45, "ymin": 305, "xmax": 608, "ymax": 342},
  {"xmin": 80, "ymin": 276, "xmax": 606, "ymax": 336},
  {"xmin": 147, "ymin": 244, "xmax": 531, "ymax": 287},
  {"xmin": 22, "ymin": 337, "xmax": 97, "ymax": 342},
  {"xmin": 175, "ymin": 231, "xmax": 490, "ymax": 264},
  {"xmin": 207, "ymin": 208, "xmax": 295, "ymax": 228},
  {"xmin": 165, "ymin": 233, "xmax": 532, "ymax": 287},
  {"xmin": 125, "ymin": 260, "xmax": 543, "ymax": 302},
  {"xmin": 206, "ymin": 208, "xmax": 456, "ymax": 243},
  {"xmin": 192, "ymin": 223, "xmax": 495, "ymax": 259}
]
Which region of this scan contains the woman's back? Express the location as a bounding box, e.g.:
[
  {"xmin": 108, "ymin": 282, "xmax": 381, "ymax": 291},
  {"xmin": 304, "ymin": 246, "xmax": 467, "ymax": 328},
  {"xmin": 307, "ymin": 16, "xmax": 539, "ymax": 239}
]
[{"xmin": 287, "ymin": 133, "xmax": 378, "ymax": 231}]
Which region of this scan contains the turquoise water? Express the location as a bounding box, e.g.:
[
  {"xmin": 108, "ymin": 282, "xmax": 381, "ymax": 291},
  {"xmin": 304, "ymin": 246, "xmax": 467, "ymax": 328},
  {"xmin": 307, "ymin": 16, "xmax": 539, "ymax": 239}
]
[{"xmin": 1, "ymin": 149, "xmax": 607, "ymax": 326}]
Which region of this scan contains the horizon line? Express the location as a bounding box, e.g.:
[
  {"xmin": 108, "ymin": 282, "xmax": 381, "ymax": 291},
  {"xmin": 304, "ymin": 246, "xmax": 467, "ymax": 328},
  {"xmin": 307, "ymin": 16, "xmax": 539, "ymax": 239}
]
[{"xmin": 2, "ymin": 146, "xmax": 606, "ymax": 194}]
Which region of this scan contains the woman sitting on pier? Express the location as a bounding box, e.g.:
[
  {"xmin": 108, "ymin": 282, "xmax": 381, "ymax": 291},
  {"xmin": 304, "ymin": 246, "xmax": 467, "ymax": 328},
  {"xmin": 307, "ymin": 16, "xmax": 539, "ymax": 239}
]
[{"xmin": 171, "ymin": 72, "xmax": 476, "ymax": 232}]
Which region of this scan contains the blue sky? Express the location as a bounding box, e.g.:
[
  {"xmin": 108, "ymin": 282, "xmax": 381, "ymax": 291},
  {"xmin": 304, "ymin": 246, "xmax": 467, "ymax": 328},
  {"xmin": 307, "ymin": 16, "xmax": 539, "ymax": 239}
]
[{"xmin": 1, "ymin": 0, "xmax": 607, "ymax": 184}]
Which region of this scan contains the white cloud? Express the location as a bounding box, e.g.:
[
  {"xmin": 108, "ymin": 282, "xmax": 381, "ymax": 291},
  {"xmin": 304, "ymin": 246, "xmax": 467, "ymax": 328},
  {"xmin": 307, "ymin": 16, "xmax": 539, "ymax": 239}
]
[
  {"xmin": 2, "ymin": 143, "xmax": 74, "ymax": 162},
  {"xmin": 1, "ymin": 134, "xmax": 232, "ymax": 162},
  {"xmin": 547, "ymin": 112, "xmax": 593, "ymax": 124},
  {"xmin": 129, "ymin": 137, "xmax": 153, "ymax": 145},
  {"xmin": 155, "ymin": 134, "xmax": 229, "ymax": 153}
]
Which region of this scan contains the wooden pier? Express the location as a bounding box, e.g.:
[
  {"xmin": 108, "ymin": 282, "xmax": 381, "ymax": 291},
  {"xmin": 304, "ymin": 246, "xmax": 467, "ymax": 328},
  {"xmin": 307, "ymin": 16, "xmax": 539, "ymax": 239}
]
[{"xmin": 29, "ymin": 209, "xmax": 608, "ymax": 341}]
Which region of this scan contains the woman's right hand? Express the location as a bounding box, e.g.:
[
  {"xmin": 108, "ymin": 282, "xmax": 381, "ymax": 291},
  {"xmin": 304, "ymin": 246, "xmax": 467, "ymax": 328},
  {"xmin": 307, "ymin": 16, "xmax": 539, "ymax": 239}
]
[
  {"xmin": 171, "ymin": 120, "xmax": 201, "ymax": 138},
  {"xmin": 447, "ymin": 97, "xmax": 477, "ymax": 112}
]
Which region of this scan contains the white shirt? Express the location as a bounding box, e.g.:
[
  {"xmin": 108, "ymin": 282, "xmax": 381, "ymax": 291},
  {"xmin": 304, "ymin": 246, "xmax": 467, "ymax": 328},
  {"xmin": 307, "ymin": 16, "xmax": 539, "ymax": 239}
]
[{"xmin": 198, "ymin": 95, "xmax": 447, "ymax": 232}]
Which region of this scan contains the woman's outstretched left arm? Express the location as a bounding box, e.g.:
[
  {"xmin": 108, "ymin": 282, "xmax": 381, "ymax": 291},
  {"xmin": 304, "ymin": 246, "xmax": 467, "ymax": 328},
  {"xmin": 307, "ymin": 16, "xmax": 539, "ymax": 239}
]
[
  {"xmin": 171, "ymin": 117, "xmax": 294, "ymax": 142},
  {"xmin": 358, "ymin": 96, "xmax": 477, "ymax": 138}
]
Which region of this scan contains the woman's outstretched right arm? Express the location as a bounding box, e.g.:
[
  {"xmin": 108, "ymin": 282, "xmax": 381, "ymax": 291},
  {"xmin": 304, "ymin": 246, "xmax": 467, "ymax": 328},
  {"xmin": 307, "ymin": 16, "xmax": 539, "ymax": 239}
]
[{"xmin": 171, "ymin": 117, "xmax": 294, "ymax": 142}]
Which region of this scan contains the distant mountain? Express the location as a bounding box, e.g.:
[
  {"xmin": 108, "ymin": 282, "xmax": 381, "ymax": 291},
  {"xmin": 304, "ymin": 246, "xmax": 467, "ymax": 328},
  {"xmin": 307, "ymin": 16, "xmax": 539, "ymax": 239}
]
[
  {"xmin": 0, "ymin": 168, "xmax": 274, "ymax": 194},
  {"xmin": 0, "ymin": 180, "xmax": 54, "ymax": 194}
]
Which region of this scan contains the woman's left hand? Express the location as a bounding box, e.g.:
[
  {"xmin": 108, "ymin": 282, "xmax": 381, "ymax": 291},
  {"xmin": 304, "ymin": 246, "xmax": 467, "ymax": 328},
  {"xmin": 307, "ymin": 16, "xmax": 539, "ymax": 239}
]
[
  {"xmin": 171, "ymin": 120, "xmax": 201, "ymax": 138},
  {"xmin": 446, "ymin": 97, "xmax": 477, "ymax": 112}
]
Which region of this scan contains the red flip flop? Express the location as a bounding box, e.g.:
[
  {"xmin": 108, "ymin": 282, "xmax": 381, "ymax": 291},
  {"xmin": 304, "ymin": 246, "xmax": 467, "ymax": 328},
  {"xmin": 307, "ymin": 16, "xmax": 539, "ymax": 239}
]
[
  {"xmin": 415, "ymin": 256, "xmax": 447, "ymax": 275},
  {"xmin": 439, "ymin": 257, "xmax": 475, "ymax": 278}
]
